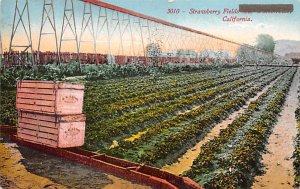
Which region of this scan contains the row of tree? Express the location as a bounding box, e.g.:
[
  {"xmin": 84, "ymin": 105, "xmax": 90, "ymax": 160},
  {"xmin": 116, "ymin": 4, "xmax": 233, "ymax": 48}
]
[{"xmin": 145, "ymin": 34, "xmax": 288, "ymax": 65}]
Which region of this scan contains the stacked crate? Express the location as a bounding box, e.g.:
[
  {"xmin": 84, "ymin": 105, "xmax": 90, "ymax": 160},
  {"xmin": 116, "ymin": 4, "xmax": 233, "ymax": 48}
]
[{"xmin": 16, "ymin": 80, "xmax": 86, "ymax": 148}]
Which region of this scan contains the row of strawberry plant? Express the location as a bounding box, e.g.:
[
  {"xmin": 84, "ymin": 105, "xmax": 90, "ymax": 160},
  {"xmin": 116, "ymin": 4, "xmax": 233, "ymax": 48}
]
[
  {"xmin": 85, "ymin": 67, "xmax": 256, "ymax": 103},
  {"xmin": 1, "ymin": 61, "xmax": 242, "ymax": 88},
  {"xmin": 0, "ymin": 67, "xmax": 253, "ymax": 126},
  {"xmin": 120, "ymin": 68, "xmax": 289, "ymax": 166},
  {"xmin": 86, "ymin": 67, "xmax": 250, "ymax": 96},
  {"xmin": 84, "ymin": 67, "xmax": 268, "ymax": 122},
  {"xmin": 84, "ymin": 63, "xmax": 242, "ymax": 83},
  {"xmin": 0, "ymin": 89, "xmax": 17, "ymax": 125},
  {"xmin": 0, "ymin": 67, "xmax": 267, "ymax": 128},
  {"xmin": 106, "ymin": 67, "xmax": 287, "ymax": 160},
  {"xmin": 294, "ymin": 84, "xmax": 300, "ymax": 187},
  {"xmin": 84, "ymin": 68, "xmax": 279, "ymax": 150},
  {"xmin": 184, "ymin": 68, "xmax": 296, "ymax": 189},
  {"xmin": 85, "ymin": 67, "xmax": 275, "ymax": 125}
]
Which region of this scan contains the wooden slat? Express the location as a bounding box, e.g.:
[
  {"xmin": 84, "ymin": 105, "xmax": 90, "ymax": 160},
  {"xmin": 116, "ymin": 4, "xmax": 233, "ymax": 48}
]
[
  {"xmin": 18, "ymin": 122, "xmax": 58, "ymax": 134},
  {"xmin": 19, "ymin": 112, "xmax": 86, "ymax": 124},
  {"xmin": 19, "ymin": 112, "xmax": 57, "ymax": 122},
  {"xmin": 18, "ymin": 80, "xmax": 55, "ymax": 84},
  {"xmin": 58, "ymin": 82, "xmax": 85, "ymax": 90},
  {"xmin": 19, "ymin": 112, "xmax": 85, "ymax": 123},
  {"xmin": 16, "ymin": 104, "xmax": 55, "ymax": 113},
  {"xmin": 18, "ymin": 122, "xmax": 37, "ymax": 131},
  {"xmin": 38, "ymin": 131, "xmax": 58, "ymax": 140},
  {"xmin": 59, "ymin": 114, "xmax": 86, "ymax": 122},
  {"xmin": 17, "ymin": 133, "xmax": 57, "ymax": 147},
  {"xmin": 18, "ymin": 82, "xmax": 56, "ymax": 89},
  {"xmin": 17, "ymin": 92, "xmax": 55, "ymax": 101},
  {"xmin": 17, "ymin": 98, "xmax": 55, "ymax": 107},
  {"xmin": 39, "ymin": 126, "xmax": 59, "ymax": 135},
  {"xmin": 18, "ymin": 128, "xmax": 58, "ymax": 141},
  {"xmin": 19, "ymin": 117, "xmax": 57, "ymax": 128},
  {"xmin": 17, "ymin": 87, "xmax": 55, "ymax": 95},
  {"xmin": 18, "ymin": 80, "xmax": 84, "ymax": 90}
]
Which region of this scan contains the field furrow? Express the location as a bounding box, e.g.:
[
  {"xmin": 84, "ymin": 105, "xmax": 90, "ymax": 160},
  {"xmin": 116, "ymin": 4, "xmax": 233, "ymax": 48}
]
[{"xmin": 184, "ymin": 68, "xmax": 296, "ymax": 188}]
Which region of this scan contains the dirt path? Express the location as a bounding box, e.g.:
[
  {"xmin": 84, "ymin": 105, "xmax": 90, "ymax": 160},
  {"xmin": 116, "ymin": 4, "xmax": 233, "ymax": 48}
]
[
  {"xmin": 252, "ymin": 69, "xmax": 299, "ymax": 189},
  {"xmin": 0, "ymin": 132, "xmax": 151, "ymax": 189},
  {"xmin": 102, "ymin": 175, "xmax": 150, "ymax": 189},
  {"xmin": 162, "ymin": 78, "xmax": 278, "ymax": 175},
  {"xmin": 0, "ymin": 142, "xmax": 66, "ymax": 189}
]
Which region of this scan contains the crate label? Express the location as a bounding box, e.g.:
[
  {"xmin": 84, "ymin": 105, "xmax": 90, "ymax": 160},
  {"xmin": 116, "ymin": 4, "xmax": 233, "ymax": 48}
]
[
  {"xmin": 56, "ymin": 89, "xmax": 84, "ymax": 115},
  {"xmin": 64, "ymin": 126, "xmax": 81, "ymax": 138},
  {"xmin": 58, "ymin": 122, "xmax": 85, "ymax": 148},
  {"xmin": 62, "ymin": 95, "xmax": 78, "ymax": 103}
]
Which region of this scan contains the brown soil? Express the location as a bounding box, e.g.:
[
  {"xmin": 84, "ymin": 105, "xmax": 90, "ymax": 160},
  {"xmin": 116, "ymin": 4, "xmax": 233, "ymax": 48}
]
[
  {"xmin": 0, "ymin": 142, "xmax": 66, "ymax": 189},
  {"xmin": 162, "ymin": 79, "xmax": 277, "ymax": 175},
  {"xmin": 252, "ymin": 69, "xmax": 299, "ymax": 189},
  {"xmin": 102, "ymin": 175, "xmax": 151, "ymax": 189},
  {"xmin": 0, "ymin": 132, "xmax": 151, "ymax": 189}
]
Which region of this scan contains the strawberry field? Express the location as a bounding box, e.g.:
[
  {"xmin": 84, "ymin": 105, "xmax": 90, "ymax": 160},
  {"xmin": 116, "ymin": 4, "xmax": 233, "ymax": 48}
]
[
  {"xmin": 1, "ymin": 65, "xmax": 299, "ymax": 188},
  {"xmin": 184, "ymin": 68, "xmax": 296, "ymax": 188},
  {"xmin": 294, "ymin": 86, "xmax": 300, "ymax": 187}
]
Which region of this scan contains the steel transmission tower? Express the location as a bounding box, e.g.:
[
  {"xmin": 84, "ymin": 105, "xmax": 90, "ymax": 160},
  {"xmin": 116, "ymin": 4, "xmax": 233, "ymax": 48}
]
[
  {"xmin": 110, "ymin": 10, "xmax": 123, "ymax": 56},
  {"xmin": 38, "ymin": 0, "xmax": 59, "ymax": 63},
  {"xmin": 0, "ymin": 32, "xmax": 3, "ymax": 66},
  {"xmin": 79, "ymin": 2, "xmax": 96, "ymax": 55},
  {"xmin": 120, "ymin": 13, "xmax": 135, "ymax": 57},
  {"xmin": 59, "ymin": 0, "xmax": 80, "ymax": 63},
  {"xmin": 0, "ymin": 32, "xmax": 3, "ymax": 55},
  {"xmin": 9, "ymin": 0, "xmax": 34, "ymax": 65},
  {"xmin": 96, "ymin": 7, "xmax": 112, "ymax": 62}
]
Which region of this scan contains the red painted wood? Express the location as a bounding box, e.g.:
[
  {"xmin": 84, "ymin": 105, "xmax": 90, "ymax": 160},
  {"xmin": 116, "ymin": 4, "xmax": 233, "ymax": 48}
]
[
  {"xmin": 18, "ymin": 122, "xmax": 58, "ymax": 134},
  {"xmin": 10, "ymin": 135, "xmax": 203, "ymax": 189},
  {"xmin": 0, "ymin": 125, "xmax": 17, "ymax": 134},
  {"xmin": 16, "ymin": 133, "xmax": 57, "ymax": 147},
  {"xmin": 18, "ymin": 128, "xmax": 58, "ymax": 140},
  {"xmin": 16, "ymin": 80, "xmax": 85, "ymax": 115},
  {"xmin": 16, "ymin": 104, "xmax": 56, "ymax": 113},
  {"xmin": 19, "ymin": 116, "xmax": 57, "ymax": 128},
  {"xmin": 17, "ymin": 111, "xmax": 86, "ymax": 148},
  {"xmin": 17, "ymin": 93, "xmax": 56, "ymax": 101},
  {"xmin": 17, "ymin": 98, "xmax": 55, "ymax": 107},
  {"xmin": 19, "ymin": 111, "xmax": 57, "ymax": 122}
]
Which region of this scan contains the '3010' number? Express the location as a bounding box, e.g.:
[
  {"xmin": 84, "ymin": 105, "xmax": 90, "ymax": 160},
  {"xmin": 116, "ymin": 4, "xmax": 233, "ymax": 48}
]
[{"xmin": 167, "ymin": 9, "xmax": 180, "ymax": 14}]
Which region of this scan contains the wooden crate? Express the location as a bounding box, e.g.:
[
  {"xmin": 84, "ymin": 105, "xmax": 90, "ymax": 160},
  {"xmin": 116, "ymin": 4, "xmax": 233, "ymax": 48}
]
[
  {"xmin": 17, "ymin": 111, "xmax": 86, "ymax": 148},
  {"xmin": 16, "ymin": 80, "xmax": 85, "ymax": 115}
]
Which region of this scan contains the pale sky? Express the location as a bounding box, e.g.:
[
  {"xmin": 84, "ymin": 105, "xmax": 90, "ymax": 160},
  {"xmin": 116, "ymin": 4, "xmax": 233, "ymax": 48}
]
[
  {"xmin": 0, "ymin": 0, "xmax": 299, "ymax": 54},
  {"xmin": 102, "ymin": 0, "xmax": 300, "ymax": 44}
]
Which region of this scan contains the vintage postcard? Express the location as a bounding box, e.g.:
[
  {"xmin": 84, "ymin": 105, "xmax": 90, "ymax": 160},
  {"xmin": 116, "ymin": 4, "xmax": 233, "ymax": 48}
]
[{"xmin": 0, "ymin": 0, "xmax": 300, "ymax": 189}]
